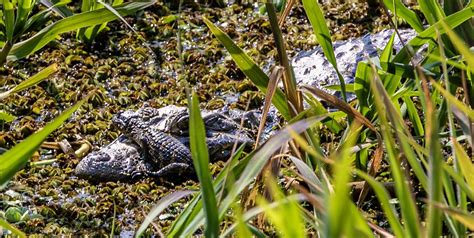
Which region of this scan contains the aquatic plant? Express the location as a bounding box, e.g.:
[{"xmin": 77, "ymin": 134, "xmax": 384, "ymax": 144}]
[
  {"xmin": 77, "ymin": 0, "xmax": 124, "ymax": 43},
  {"xmin": 0, "ymin": 0, "xmax": 472, "ymax": 236},
  {"xmin": 0, "ymin": 0, "xmax": 154, "ymax": 234},
  {"xmin": 140, "ymin": 0, "xmax": 474, "ymax": 236},
  {"xmin": 0, "ymin": 0, "xmax": 155, "ymax": 64}
]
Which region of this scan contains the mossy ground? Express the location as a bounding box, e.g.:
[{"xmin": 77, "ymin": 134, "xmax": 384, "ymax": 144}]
[{"xmin": 0, "ymin": 1, "xmax": 410, "ymax": 235}]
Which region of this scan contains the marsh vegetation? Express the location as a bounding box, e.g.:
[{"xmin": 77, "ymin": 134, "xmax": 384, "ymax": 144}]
[{"xmin": 0, "ymin": 0, "xmax": 473, "ymax": 237}]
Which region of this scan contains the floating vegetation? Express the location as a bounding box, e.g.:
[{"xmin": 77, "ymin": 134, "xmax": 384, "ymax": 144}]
[{"xmin": 0, "ymin": 0, "xmax": 419, "ymax": 236}]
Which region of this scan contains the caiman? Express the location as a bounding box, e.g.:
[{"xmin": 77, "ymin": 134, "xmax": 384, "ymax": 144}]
[{"xmin": 75, "ymin": 105, "xmax": 266, "ymax": 182}]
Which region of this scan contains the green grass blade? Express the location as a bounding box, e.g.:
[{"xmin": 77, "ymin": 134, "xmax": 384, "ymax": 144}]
[
  {"xmin": 442, "ymin": 163, "xmax": 474, "ymax": 201},
  {"xmin": 217, "ymin": 144, "xmax": 246, "ymax": 201},
  {"xmin": 427, "ymin": 54, "xmax": 469, "ymax": 71},
  {"xmin": 440, "ymin": 20, "xmax": 474, "ymax": 70},
  {"xmin": 302, "ymin": 85, "xmax": 377, "ymax": 133},
  {"xmin": 81, "ymin": 0, "xmax": 93, "ymax": 11},
  {"xmin": 7, "ymin": 1, "xmax": 155, "ymax": 61},
  {"xmin": 167, "ymin": 193, "xmax": 203, "ymax": 237},
  {"xmin": 77, "ymin": 0, "xmax": 129, "ymax": 43},
  {"xmin": 444, "ymin": 0, "xmax": 474, "ymax": 46},
  {"xmin": 266, "ymin": 2, "xmax": 302, "ymax": 115},
  {"xmin": 179, "ymin": 117, "xmax": 326, "ymax": 236},
  {"xmin": 247, "ymin": 225, "xmax": 267, "ymax": 238},
  {"xmin": 221, "ymin": 117, "xmax": 325, "ymax": 203},
  {"xmin": 301, "ymin": 0, "xmax": 347, "ymax": 101},
  {"xmin": 15, "ymin": 0, "xmax": 35, "ymax": 36},
  {"xmin": 418, "ymin": 0, "xmax": 445, "ymax": 25},
  {"xmin": 222, "ymin": 194, "xmax": 305, "ymax": 237},
  {"xmin": 79, "ymin": 24, "xmax": 105, "ymax": 42},
  {"xmin": 39, "ymin": 0, "xmax": 74, "ymax": 18},
  {"xmin": 380, "ymin": 32, "xmax": 396, "ymax": 63},
  {"xmin": 355, "ymin": 61, "xmax": 407, "ymax": 116},
  {"xmin": 23, "ymin": 4, "xmax": 56, "ymax": 34},
  {"xmin": 431, "ymin": 80, "xmax": 474, "ymax": 121},
  {"xmin": 357, "ymin": 63, "xmax": 429, "ymax": 192},
  {"xmin": 394, "ymin": 6, "xmax": 474, "ymax": 63},
  {"xmin": 356, "ymin": 171, "xmax": 404, "ymax": 237},
  {"xmin": 431, "ymin": 203, "xmax": 474, "ymax": 231},
  {"xmin": 136, "ymin": 190, "xmax": 194, "ymax": 237},
  {"xmin": 167, "ymin": 147, "xmax": 246, "ymax": 237},
  {"xmin": 188, "ymin": 91, "xmax": 219, "ymax": 238},
  {"xmin": 111, "ymin": 201, "xmax": 116, "ymax": 237},
  {"xmin": 326, "ymin": 124, "xmax": 372, "ymax": 237},
  {"xmin": 381, "ymin": 0, "xmax": 424, "ymax": 32},
  {"xmin": 202, "ymin": 17, "xmax": 290, "ymax": 120},
  {"xmin": 393, "ymin": 127, "xmax": 429, "ymax": 188},
  {"xmin": 370, "ymin": 67, "xmax": 422, "ymax": 237},
  {"xmin": 354, "ymin": 62, "xmax": 372, "ymax": 115},
  {"xmin": 452, "ymin": 139, "xmax": 474, "ymax": 190},
  {"xmin": 380, "ymin": 61, "xmax": 436, "ymax": 79},
  {"xmin": 4, "ymin": 0, "xmax": 15, "ymax": 42},
  {"xmin": 0, "ymin": 97, "xmax": 87, "ymax": 185},
  {"xmin": 403, "ymin": 96, "xmax": 424, "ymax": 136},
  {"xmin": 257, "ymin": 178, "xmax": 306, "ymax": 238},
  {"xmin": 11, "ymin": 63, "xmax": 58, "ymax": 92},
  {"xmin": 97, "ymin": 0, "xmax": 135, "ymax": 35},
  {"xmin": 234, "ymin": 204, "xmax": 252, "ymax": 238},
  {"xmin": 347, "ymin": 203, "xmax": 374, "ymax": 237},
  {"xmin": 440, "ymin": 168, "xmax": 462, "ymax": 236},
  {"xmin": 288, "ymin": 156, "xmax": 322, "ymax": 193},
  {"xmin": 418, "ymin": 72, "xmax": 443, "ymax": 238},
  {"xmin": 304, "ymin": 94, "xmax": 343, "ymax": 133},
  {"xmin": 0, "ymin": 63, "xmax": 58, "ymax": 100},
  {"xmin": 327, "ymin": 128, "xmax": 357, "ymax": 238},
  {"xmin": 382, "ymin": 73, "xmax": 403, "ymax": 97},
  {"xmin": 0, "ymin": 218, "xmax": 26, "ymax": 238},
  {"xmin": 0, "ymin": 111, "xmax": 16, "ymax": 122}
]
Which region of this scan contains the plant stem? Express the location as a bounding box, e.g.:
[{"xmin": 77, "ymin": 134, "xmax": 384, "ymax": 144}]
[{"xmin": 0, "ymin": 41, "xmax": 13, "ymax": 66}]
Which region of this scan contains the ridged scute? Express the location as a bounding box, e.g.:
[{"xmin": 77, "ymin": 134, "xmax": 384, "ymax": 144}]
[
  {"xmin": 76, "ymin": 105, "xmax": 270, "ymax": 182},
  {"xmin": 116, "ymin": 116, "xmax": 192, "ymax": 168}
]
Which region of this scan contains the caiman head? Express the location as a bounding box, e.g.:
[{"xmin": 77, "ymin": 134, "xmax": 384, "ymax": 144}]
[
  {"xmin": 75, "ymin": 106, "xmax": 264, "ymax": 182},
  {"xmin": 75, "ymin": 135, "xmax": 148, "ymax": 182},
  {"xmin": 160, "ymin": 109, "xmax": 259, "ymax": 160}
]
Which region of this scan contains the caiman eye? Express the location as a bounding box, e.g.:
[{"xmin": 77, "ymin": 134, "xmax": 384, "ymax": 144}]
[
  {"xmin": 176, "ymin": 116, "xmax": 189, "ymax": 129},
  {"xmin": 204, "ymin": 114, "xmax": 237, "ymax": 131},
  {"xmin": 168, "ymin": 112, "xmax": 190, "ymax": 135}
]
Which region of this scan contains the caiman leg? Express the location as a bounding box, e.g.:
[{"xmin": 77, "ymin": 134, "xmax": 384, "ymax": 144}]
[{"xmin": 146, "ymin": 163, "xmax": 193, "ymax": 178}]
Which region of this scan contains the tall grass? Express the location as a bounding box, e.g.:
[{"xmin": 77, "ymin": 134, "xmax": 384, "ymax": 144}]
[
  {"xmin": 0, "ymin": 1, "xmax": 156, "ymax": 234},
  {"xmin": 142, "ymin": 0, "xmax": 474, "ymax": 236},
  {"xmin": 0, "ymin": 0, "xmax": 155, "ymax": 64}
]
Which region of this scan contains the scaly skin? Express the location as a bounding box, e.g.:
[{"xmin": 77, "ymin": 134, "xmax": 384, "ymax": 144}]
[
  {"xmin": 75, "ymin": 105, "xmax": 269, "ymax": 182},
  {"xmin": 74, "ymin": 135, "xmax": 149, "ymax": 182},
  {"xmin": 112, "ymin": 111, "xmax": 193, "ymax": 178},
  {"xmin": 76, "ymin": 30, "xmax": 418, "ymax": 183}
]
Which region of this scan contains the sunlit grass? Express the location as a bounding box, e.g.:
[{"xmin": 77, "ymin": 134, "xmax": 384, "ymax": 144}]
[
  {"xmin": 144, "ymin": 0, "xmax": 474, "ymax": 237},
  {"xmin": 1, "ymin": 0, "xmax": 473, "ymax": 236}
]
